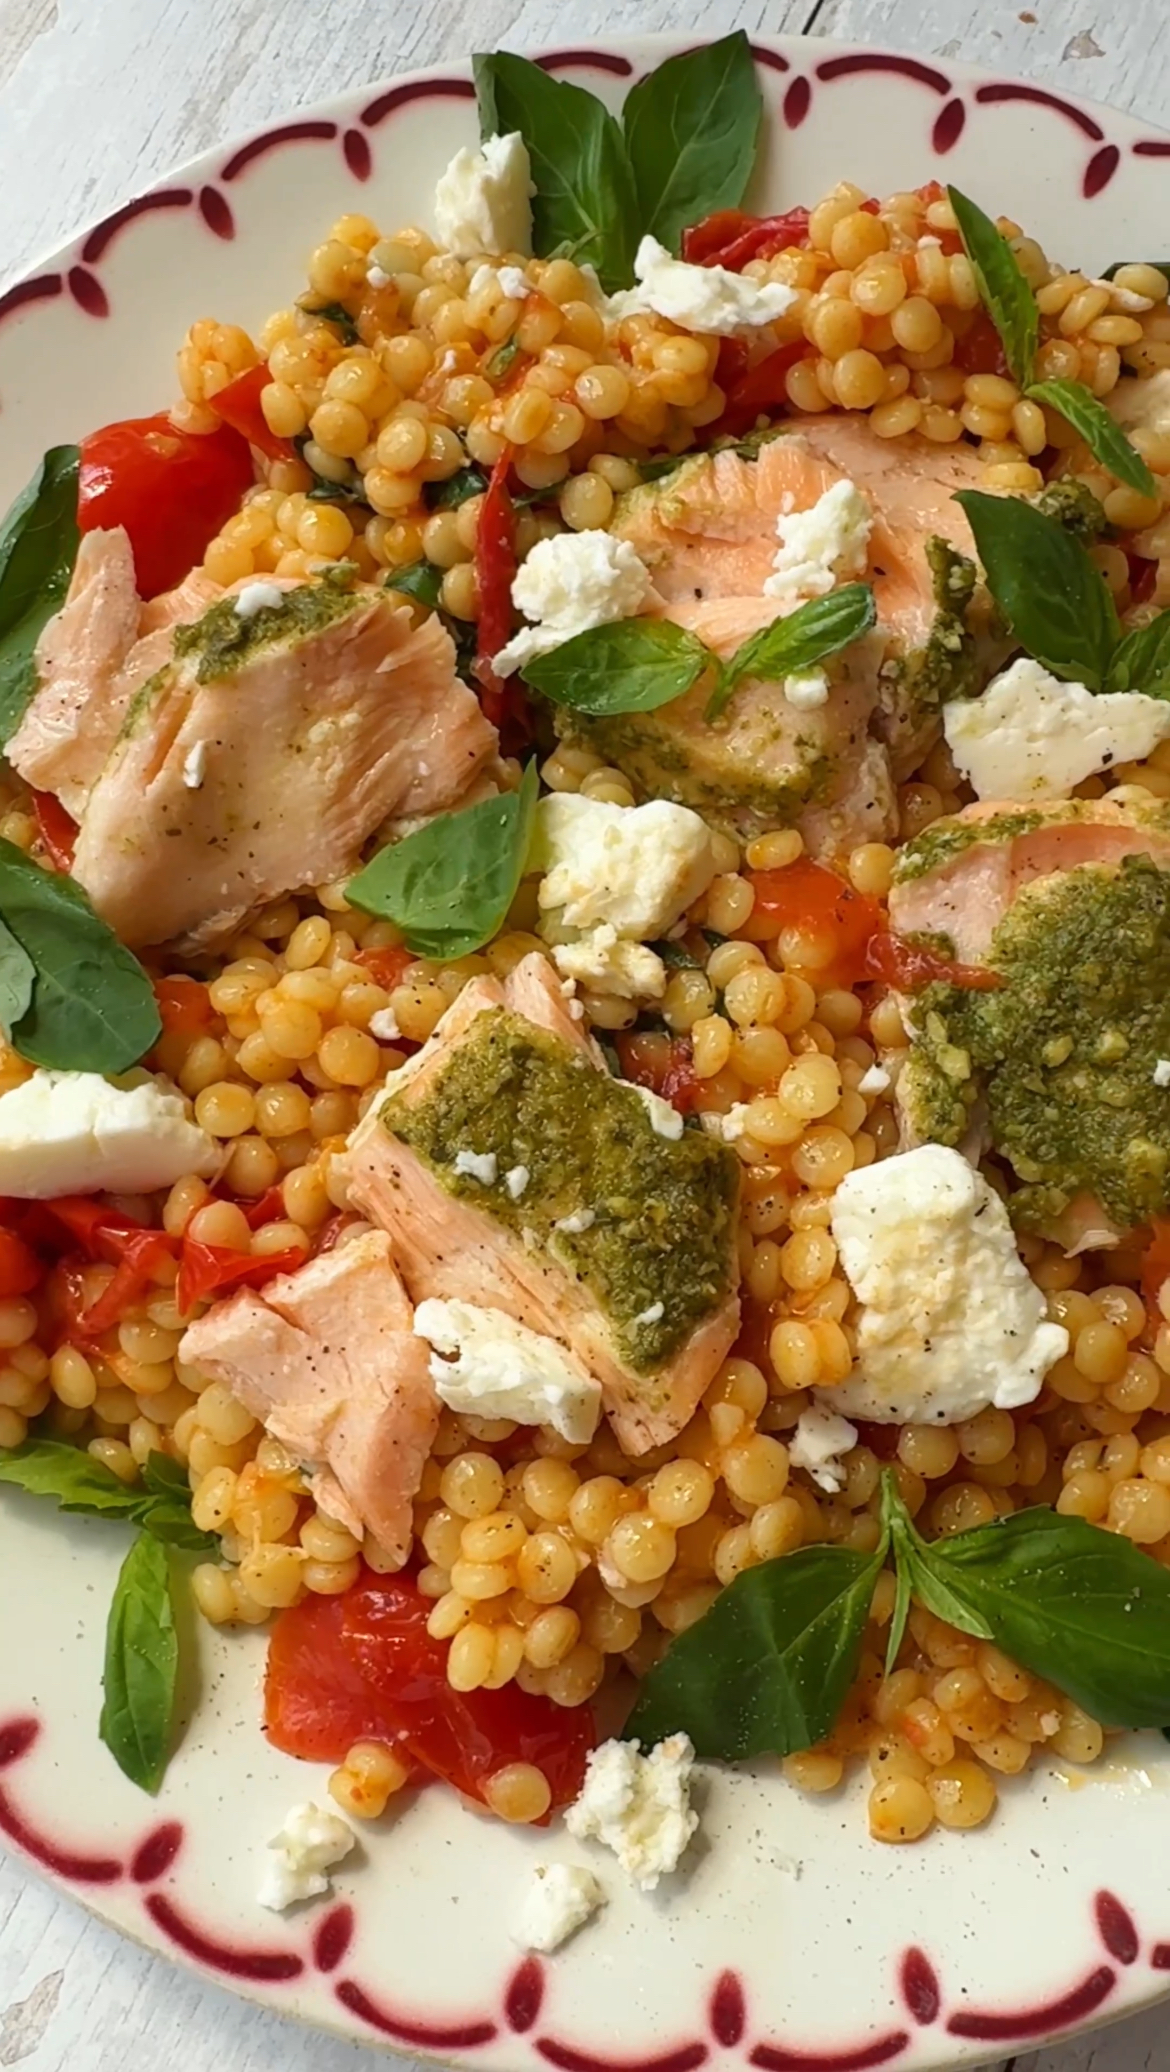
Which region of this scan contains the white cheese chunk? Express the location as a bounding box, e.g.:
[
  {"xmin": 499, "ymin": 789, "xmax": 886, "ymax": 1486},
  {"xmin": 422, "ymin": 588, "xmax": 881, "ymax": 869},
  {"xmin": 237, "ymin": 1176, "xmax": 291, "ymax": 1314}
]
[
  {"xmin": 552, "ymin": 928, "xmax": 666, "ymax": 1000},
  {"xmin": 181, "ymin": 740, "xmax": 208, "ymax": 790},
  {"xmin": 788, "ymin": 1405, "xmax": 859, "ymax": 1493},
  {"xmin": 234, "ymin": 580, "xmax": 285, "ymax": 618},
  {"xmin": 497, "ymin": 263, "xmax": 529, "ymax": 300},
  {"xmin": 368, "ymin": 1006, "xmax": 401, "ymax": 1041},
  {"xmin": 944, "ymin": 657, "xmax": 1170, "ymax": 802},
  {"xmin": 565, "ymin": 1735, "xmax": 698, "ymax": 1889},
  {"xmin": 414, "ymin": 1297, "xmax": 602, "ymax": 1443},
  {"xmin": 629, "ymin": 1083, "xmax": 684, "ymax": 1141},
  {"xmin": 783, "ymin": 669, "xmax": 830, "ymax": 709},
  {"xmin": 555, "ymin": 1207, "xmax": 596, "ymax": 1235},
  {"xmin": 1088, "ymin": 276, "xmax": 1156, "ymax": 313},
  {"xmin": 827, "ymin": 1144, "xmax": 1069, "ymax": 1423},
  {"xmin": 634, "ymin": 1299, "xmax": 665, "ymax": 1326},
  {"xmin": 504, "ymin": 1162, "xmax": 530, "ymax": 1198},
  {"xmin": 453, "ymin": 1148, "xmax": 498, "ymax": 1185},
  {"xmin": 433, "ymin": 131, "xmax": 534, "ymax": 257},
  {"xmin": 0, "ymin": 1070, "xmax": 220, "ymax": 1199},
  {"xmin": 1108, "ymin": 365, "xmax": 1170, "ymax": 440},
  {"xmin": 515, "ymin": 1863, "xmax": 606, "ymax": 1953},
  {"xmin": 763, "ymin": 479, "xmax": 873, "ymax": 604},
  {"xmin": 534, "ymin": 793, "xmax": 717, "ymax": 1003},
  {"xmin": 858, "ymin": 1064, "xmax": 891, "ymax": 1096},
  {"xmin": 494, "ymin": 532, "xmax": 655, "ymax": 676},
  {"xmin": 607, "ymin": 235, "xmax": 797, "ymax": 334},
  {"xmin": 1156, "ymin": 1059, "xmax": 1170, "ymax": 1087},
  {"xmin": 257, "ymin": 1802, "xmax": 355, "ymax": 1912},
  {"xmin": 366, "ymin": 262, "xmax": 391, "ymax": 290}
]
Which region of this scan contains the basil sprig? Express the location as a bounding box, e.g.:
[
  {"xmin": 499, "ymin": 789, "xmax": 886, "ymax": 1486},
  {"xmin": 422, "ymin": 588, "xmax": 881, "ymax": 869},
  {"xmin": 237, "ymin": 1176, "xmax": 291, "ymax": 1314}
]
[
  {"xmin": 0, "ymin": 445, "xmax": 81, "ymax": 744},
  {"xmin": 474, "ymin": 34, "xmax": 762, "ymax": 288},
  {"xmin": 628, "ymin": 1470, "xmax": 1170, "ymax": 1760},
  {"xmin": 948, "ymin": 187, "xmax": 1155, "ymax": 498},
  {"xmin": 348, "ymin": 759, "xmax": 539, "ymax": 957},
  {"xmin": 705, "ymin": 583, "xmax": 877, "ymax": 722},
  {"xmin": 0, "ymin": 1439, "xmax": 214, "ymax": 1551},
  {"xmin": 99, "ymin": 1531, "xmax": 178, "ymax": 1795},
  {"xmin": 0, "ymin": 838, "xmax": 161, "ymax": 1072},
  {"xmin": 523, "ymin": 618, "xmax": 711, "ymax": 714}
]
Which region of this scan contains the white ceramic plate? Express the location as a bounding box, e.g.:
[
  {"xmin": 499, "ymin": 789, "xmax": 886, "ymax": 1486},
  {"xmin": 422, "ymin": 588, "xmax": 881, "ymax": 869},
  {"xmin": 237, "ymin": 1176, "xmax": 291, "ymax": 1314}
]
[{"xmin": 3, "ymin": 33, "xmax": 1170, "ymax": 2072}]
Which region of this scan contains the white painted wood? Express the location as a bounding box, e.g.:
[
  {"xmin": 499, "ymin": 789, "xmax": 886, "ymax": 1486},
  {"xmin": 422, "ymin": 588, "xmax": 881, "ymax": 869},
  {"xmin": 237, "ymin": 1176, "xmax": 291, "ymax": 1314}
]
[{"xmin": 0, "ymin": 1, "xmax": 1166, "ymax": 2067}]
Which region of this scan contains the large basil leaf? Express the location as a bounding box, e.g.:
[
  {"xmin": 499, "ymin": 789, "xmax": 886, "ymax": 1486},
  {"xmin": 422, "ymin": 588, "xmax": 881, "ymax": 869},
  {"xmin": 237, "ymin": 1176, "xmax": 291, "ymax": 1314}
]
[
  {"xmin": 0, "ymin": 916, "xmax": 34, "ymax": 1032},
  {"xmin": 99, "ymin": 1530, "xmax": 178, "ymax": 1794},
  {"xmin": 474, "ymin": 53, "xmax": 638, "ymax": 293},
  {"xmin": 1027, "ymin": 378, "xmax": 1155, "ymax": 500},
  {"xmin": 947, "ymin": 187, "xmax": 1038, "ymax": 389},
  {"xmin": 0, "ymin": 838, "xmax": 161, "ymax": 1071},
  {"xmin": 347, "ymin": 759, "xmax": 538, "ymax": 957},
  {"xmin": 626, "ymin": 1541, "xmax": 885, "ymax": 1759},
  {"xmin": 522, "ymin": 617, "xmax": 711, "ymax": 715},
  {"xmin": 0, "ymin": 1438, "xmax": 215, "ymax": 1551},
  {"xmin": 622, "ymin": 33, "xmax": 761, "ymax": 256},
  {"xmin": 1106, "ymin": 611, "xmax": 1170, "ymax": 698},
  {"xmin": 707, "ymin": 583, "xmax": 877, "ymax": 722},
  {"xmin": 954, "ymin": 489, "xmax": 1121, "ymax": 689},
  {"xmin": 0, "ymin": 445, "xmax": 80, "ymax": 744}
]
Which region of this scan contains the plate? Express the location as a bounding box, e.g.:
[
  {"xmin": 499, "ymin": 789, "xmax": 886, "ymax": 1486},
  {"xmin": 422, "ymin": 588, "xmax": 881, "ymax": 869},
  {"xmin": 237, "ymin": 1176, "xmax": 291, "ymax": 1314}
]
[{"xmin": 3, "ymin": 32, "xmax": 1170, "ymax": 2072}]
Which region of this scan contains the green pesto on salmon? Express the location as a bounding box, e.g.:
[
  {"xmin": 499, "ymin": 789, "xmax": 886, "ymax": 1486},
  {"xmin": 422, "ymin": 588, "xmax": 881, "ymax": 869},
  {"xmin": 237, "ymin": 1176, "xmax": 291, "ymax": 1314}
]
[
  {"xmin": 892, "ymin": 809, "xmax": 1049, "ymax": 886},
  {"xmin": 900, "ymin": 854, "xmax": 1170, "ymax": 1230},
  {"xmin": 557, "ymin": 702, "xmax": 834, "ymax": 838},
  {"xmin": 379, "ymin": 1009, "xmax": 740, "ymax": 1373},
  {"xmin": 880, "ymin": 538, "xmax": 981, "ymax": 723},
  {"xmin": 173, "ymin": 565, "xmax": 362, "ymax": 683}
]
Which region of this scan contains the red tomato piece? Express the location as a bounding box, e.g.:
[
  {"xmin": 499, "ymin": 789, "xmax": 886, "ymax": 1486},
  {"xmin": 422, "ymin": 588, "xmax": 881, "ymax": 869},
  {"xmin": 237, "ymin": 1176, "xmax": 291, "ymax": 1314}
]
[
  {"xmin": 714, "ymin": 340, "xmax": 809, "ymax": 439},
  {"xmin": 1129, "ymin": 552, "xmax": 1158, "ymax": 608},
  {"xmin": 79, "ymin": 1230, "xmax": 175, "ymax": 1336},
  {"xmin": 954, "ymin": 313, "xmax": 1010, "ymax": 379},
  {"xmin": 1141, "ymin": 1218, "xmax": 1170, "ymax": 1307},
  {"xmin": 862, "ymin": 929, "xmax": 1003, "ymax": 992},
  {"xmin": 354, "ymin": 945, "xmax": 415, "ymax": 991},
  {"xmin": 744, "ymin": 859, "xmax": 883, "ymax": 985},
  {"xmin": 614, "ymin": 1031, "xmax": 700, "ymax": 1116},
  {"xmin": 240, "ymin": 1185, "xmax": 287, "ymax": 1231},
  {"xmin": 207, "ymin": 364, "xmax": 296, "ymax": 462},
  {"xmin": 153, "ymin": 976, "xmax": 213, "ymax": 1038},
  {"xmin": 0, "ymin": 1228, "xmax": 44, "ymax": 1299},
  {"xmin": 29, "ymin": 790, "xmax": 77, "ymax": 871},
  {"xmin": 682, "ymin": 207, "xmax": 811, "ymax": 271},
  {"xmin": 474, "ymin": 446, "xmax": 519, "ymax": 733},
  {"xmin": 78, "ymin": 413, "xmax": 255, "ymax": 599},
  {"xmin": 176, "ymin": 1241, "xmax": 307, "ymax": 1317},
  {"xmin": 264, "ymin": 1589, "xmax": 414, "ymax": 1764}
]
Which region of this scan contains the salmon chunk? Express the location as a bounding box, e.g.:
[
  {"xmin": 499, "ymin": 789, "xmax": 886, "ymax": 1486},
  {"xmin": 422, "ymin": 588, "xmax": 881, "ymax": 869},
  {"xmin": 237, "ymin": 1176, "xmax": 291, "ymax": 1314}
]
[
  {"xmin": 179, "ymin": 1230, "xmax": 438, "ymax": 1563},
  {"xmin": 343, "ymin": 953, "xmax": 741, "ymax": 1455},
  {"xmin": 70, "ymin": 573, "xmax": 497, "ymax": 948},
  {"xmin": 8, "ymin": 529, "xmax": 142, "ymax": 815}
]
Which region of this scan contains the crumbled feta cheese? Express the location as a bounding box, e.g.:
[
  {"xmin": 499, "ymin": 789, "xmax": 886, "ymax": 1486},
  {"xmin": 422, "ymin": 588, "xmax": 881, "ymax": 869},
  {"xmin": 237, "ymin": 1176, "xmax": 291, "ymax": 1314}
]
[
  {"xmin": 533, "ymin": 794, "xmax": 717, "ymax": 995},
  {"xmin": 944, "ymin": 658, "xmax": 1170, "ymax": 802},
  {"xmin": 181, "ymin": 740, "xmax": 208, "ymax": 790},
  {"xmin": 551, "ymin": 927, "xmax": 665, "ymax": 1000},
  {"xmin": 783, "ymin": 670, "xmax": 830, "ymax": 709},
  {"xmin": 705, "ymin": 1102, "xmax": 751, "ymax": 1142},
  {"xmin": 827, "ymin": 1145, "xmax": 1069, "ymax": 1423},
  {"xmin": 565, "ymin": 1735, "xmax": 698, "ymax": 1889},
  {"xmin": 1155, "ymin": 1059, "xmax": 1170, "ymax": 1088},
  {"xmin": 494, "ymin": 532, "xmax": 655, "ymax": 677},
  {"xmin": 0, "ymin": 1070, "xmax": 220, "ymax": 1199},
  {"xmin": 453, "ymin": 1149, "xmax": 498, "ymax": 1185},
  {"xmin": 505, "ymin": 1163, "xmax": 530, "ymax": 1198},
  {"xmin": 634, "ymin": 1300, "xmax": 665, "ymax": 1326},
  {"xmin": 497, "ymin": 264, "xmax": 529, "ymax": 299},
  {"xmin": 628, "ymin": 1082, "xmax": 684, "ymax": 1141},
  {"xmin": 433, "ymin": 131, "xmax": 535, "ymax": 257},
  {"xmin": 414, "ymin": 1297, "xmax": 602, "ymax": 1443},
  {"xmin": 763, "ymin": 479, "xmax": 873, "ymax": 604},
  {"xmin": 607, "ymin": 235, "xmax": 797, "ymax": 334},
  {"xmin": 858, "ymin": 1063, "xmax": 891, "ymax": 1096},
  {"xmin": 366, "ymin": 263, "xmax": 391, "ymax": 289},
  {"xmin": 1089, "ymin": 276, "xmax": 1156, "ymax": 313},
  {"xmin": 555, "ymin": 1207, "xmax": 596, "ymax": 1235},
  {"xmin": 1108, "ymin": 366, "xmax": 1170, "ymax": 439},
  {"xmin": 234, "ymin": 580, "xmax": 285, "ymax": 619},
  {"xmin": 515, "ymin": 1863, "xmax": 606, "ymax": 1953},
  {"xmin": 789, "ymin": 1405, "xmax": 859, "ymax": 1493},
  {"xmin": 368, "ymin": 1007, "xmax": 401, "ymax": 1042},
  {"xmin": 257, "ymin": 1803, "xmax": 355, "ymax": 1912}
]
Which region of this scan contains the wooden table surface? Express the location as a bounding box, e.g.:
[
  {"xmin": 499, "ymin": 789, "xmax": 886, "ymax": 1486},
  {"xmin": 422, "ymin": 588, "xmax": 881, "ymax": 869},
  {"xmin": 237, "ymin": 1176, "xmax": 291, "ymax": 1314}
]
[{"xmin": 3, "ymin": 0, "xmax": 1170, "ymax": 2066}]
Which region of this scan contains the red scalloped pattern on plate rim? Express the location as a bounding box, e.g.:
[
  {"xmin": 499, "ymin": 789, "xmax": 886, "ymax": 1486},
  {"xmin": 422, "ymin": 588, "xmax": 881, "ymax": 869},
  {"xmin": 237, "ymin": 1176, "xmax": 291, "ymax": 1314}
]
[
  {"xmin": 0, "ymin": 42, "xmax": 1166, "ymax": 340},
  {"xmin": 0, "ymin": 1710, "xmax": 1163, "ymax": 2063}
]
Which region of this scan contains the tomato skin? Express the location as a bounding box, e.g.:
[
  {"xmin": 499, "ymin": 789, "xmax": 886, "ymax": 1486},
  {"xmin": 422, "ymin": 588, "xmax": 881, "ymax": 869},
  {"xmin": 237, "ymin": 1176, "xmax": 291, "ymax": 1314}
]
[
  {"xmin": 614, "ymin": 1031, "xmax": 700, "ymax": 1116},
  {"xmin": 153, "ymin": 976, "xmax": 213, "ymax": 1038},
  {"xmin": 474, "ymin": 446, "xmax": 518, "ymax": 728},
  {"xmin": 0, "ymin": 1228, "xmax": 44, "ymax": 1299},
  {"xmin": 175, "ymin": 1241, "xmax": 307, "ymax": 1317},
  {"xmin": 682, "ymin": 207, "xmax": 811, "ymax": 271},
  {"xmin": 29, "ymin": 790, "xmax": 77, "ymax": 871},
  {"xmin": 78, "ymin": 413, "xmax": 255, "ymax": 599},
  {"xmin": 954, "ymin": 312, "xmax": 1010, "ymax": 378},
  {"xmin": 79, "ymin": 1230, "xmax": 174, "ymax": 1336},
  {"xmin": 745, "ymin": 859, "xmax": 883, "ymax": 985},
  {"xmin": 713, "ymin": 340, "xmax": 809, "ymax": 440},
  {"xmin": 265, "ymin": 1589, "xmax": 414, "ymax": 1764},
  {"xmin": 862, "ymin": 929, "xmax": 1003, "ymax": 992},
  {"xmin": 207, "ymin": 364, "xmax": 295, "ymax": 462},
  {"xmin": 354, "ymin": 945, "xmax": 414, "ymax": 992}
]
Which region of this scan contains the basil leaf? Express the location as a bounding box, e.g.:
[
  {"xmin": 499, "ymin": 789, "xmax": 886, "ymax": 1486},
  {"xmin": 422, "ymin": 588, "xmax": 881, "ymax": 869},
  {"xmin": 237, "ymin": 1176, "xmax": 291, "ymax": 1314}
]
[
  {"xmin": 1026, "ymin": 378, "xmax": 1156, "ymax": 499},
  {"xmin": 626, "ymin": 1541, "xmax": 886, "ymax": 1759},
  {"xmin": 347, "ymin": 760, "xmax": 539, "ymax": 957},
  {"xmin": 99, "ymin": 1530, "xmax": 178, "ymax": 1794},
  {"xmin": 1106, "ymin": 611, "xmax": 1170, "ymax": 697},
  {"xmin": 0, "ymin": 1439, "xmax": 144, "ymax": 1517},
  {"xmin": 0, "ymin": 917, "xmax": 34, "ymax": 1031},
  {"xmin": 954, "ymin": 489, "xmax": 1120, "ymax": 689},
  {"xmin": 0, "ymin": 445, "xmax": 80, "ymax": 744},
  {"xmin": 141, "ymin": 1452, "xmax": 191, "ymax": 1501},
  {"xmin": 622, "ymin": 32, "xmax": 761, "ymax": 257},
  {"xmin": 0, "ymin": 838, "xmax": 161, "ymax": 1071},
  {"xmin": 485, "ymin": 337, "xmax": 523, "ymax": 384},
  {"xmin": 947, "ymin": 187, "xmax": 1038, "ymax": 389},
  {"xmin": 305, "ymin": 300, "xmax": 360, "ymax": 344},
  {"xmin": 385, "ymin": 560, "xmax": 443, "ymax": 609},
  {"xmin": 474, "ymin": 52, "xmax": 638, "ymax": 293},
  {"xmin": 522, "ymin": 617, "xmax": 711, "ymax": 716},
  {"xmin": 139, "ymin": 1501, "xmax": 216, "ymax": 1553},
  {"xmin": 424, "ymin": 464, "xmax": 488, "ymax": 511},
  {"xmin": 707, "ymin": 583, "xmax": 877, "ymax": 722}
]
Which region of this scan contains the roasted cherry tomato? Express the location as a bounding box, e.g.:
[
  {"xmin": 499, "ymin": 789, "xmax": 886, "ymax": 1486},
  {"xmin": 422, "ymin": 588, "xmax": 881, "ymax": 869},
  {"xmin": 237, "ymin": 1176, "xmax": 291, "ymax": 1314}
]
[
  {"xmin": 354, "ymin": 945, "xmax": 415, "ymax": 992},
  {"xmin": 153, "ymin": 976, "xmax": 214, "ymax": 1039},
  {"xmin": 474, "ymin": 445, "xmax": 520, "ymax": 733},
  {"xmin": 264, "ymin": 1589, "xmax": 413, "ymax": 1764},
  {"xmin": 862, "ymin": 929, "xmax": 1003, "ymax": 992},
  {"xmin": 682, "ymin": 207, "xmax": 811, "ymax": 271},
  {"xmin": 207, "ymin": 364, "xmax": 296, "ymax": 462},
  {"xmin": 29, "ymin": 790, "xmax": 77, "ymax": 871},
  {"xmin": 78, "ymin": 413, "xmax": 255, "ymax": 598},
  {"xmin": 175, "ymin": 1240, "xmax": 307, "ymax": 1318},
  {"xmin": 0, "ymin": 1228, "xmax": 44, "ymax": 1300},
  {"xmin": 614, "ymin": 1030, "xmax": 700, "ymax": 1116},
  {"xmin": 744, "ymin": 858, "xmax": 883, "ymax": 986},
  {"xmin": 80, "ymin": 1230, "xmax": 176, "ymax": 1336},
  {"xmin": 954, "ymin": 312, "xmax": 1010, "ymax": 378},
  {"xmin": 714, "ymin": 340, "xmax": 810, "ymax": 439}
]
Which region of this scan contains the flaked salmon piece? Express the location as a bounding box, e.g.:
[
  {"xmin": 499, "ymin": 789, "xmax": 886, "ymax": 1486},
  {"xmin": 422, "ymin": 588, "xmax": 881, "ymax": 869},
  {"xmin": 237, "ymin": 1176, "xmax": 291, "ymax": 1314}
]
[
  {"xmin": 179, "ymin": 1230, "xmax": 438, "ymax": 1563},
  {"xmin": 8, "ymin": 529, "xmax": 142, "ymax": 816},
  {"xmin": 138, "ymin": 567, "xmax": 224, "ymax": 635},
  {"xmin": 71, "ymin": 574, "xmax": 498, "ymax": 948},
  {"xmin": 344, "ymin": 952, "xmax": 740, "ymax": 1455}
]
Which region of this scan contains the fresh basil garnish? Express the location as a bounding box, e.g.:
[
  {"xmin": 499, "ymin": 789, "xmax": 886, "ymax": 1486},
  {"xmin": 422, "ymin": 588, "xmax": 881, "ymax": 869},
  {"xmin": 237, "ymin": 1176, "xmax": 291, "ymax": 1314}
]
[
  {"xmin": 954, "ymin": 489, "xmax": 1120, "ymax": 688},
  {"xmin": 474, "ymin": 53, "xmax": 638, "ymax": 294},
  {"xmin": 99, "ymin": 1530, "xmax": 178, "ymax": 1794},
  {"xmin": 0, "ymin": 917, "xmax": 34, "ymax": 1034},
  {"xmin": 522, "ymin": 617, "xmax": 711, "ymax": 715},
  {"xmin": 0, "ymin": 1439, "xmax": 215, "ymax": 1550},
  {"xmin": 0, "ymin": 838, "xmax": 161, "ymax": 1072},
  {"xmin": 1107, "ymin": 612, "xmax": 1170, "ymax": 698},
  {"xmin": 305, "ymin": 300, "xmax": 360, "ymax": 344},
  {"xmin": 1028, "ymin": 378, "xmax": 1156, "ymax": 500},
  {"xmin": 706, "ymin": 583, "xmax": 877, "ymax": 722},
  {"xmin": 385, "ymin": 560, "xmax": 443, "ymax": 609},
  {"xmin": 622, "ymin": 32, "xmax": 761, "ymax": 256},
  {"xmin": 424, "ymin": 464, "xmax": 490, "ymax": 511},
  {"xmin": 485, "ymin": 337, "xmax": 524, "ymax": 384},
  {"xmin": 348, "ymin": 759, "xmax": 539, "ymax": 957},
  {"xmin": 0, "ymin": 445, "xmax": 81, "ymax": 745}
]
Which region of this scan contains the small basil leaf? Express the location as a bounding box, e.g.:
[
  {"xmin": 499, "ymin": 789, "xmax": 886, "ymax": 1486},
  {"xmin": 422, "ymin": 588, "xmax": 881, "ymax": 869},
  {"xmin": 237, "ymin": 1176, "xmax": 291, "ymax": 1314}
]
[
  {"xmin": 138, "ymin": 1501, "xmax": 216, "ymax": 1554},
  {"xmin": 303, "ymin": 300, "xmax": 360, "ymax": 344},
  {"xmin": 1106, "ymin": 612, "xmax": 1170, "ymax": 698},
  {"xmin": 522, "ymin": 617, "xmax": 711, "ymax": 715},
  {"xmin": 0, "ymin": 445, "xmax": 81, "ymax": 744},
  {"xmin": 626, "ymin": 1541, "xmax": 886, "ymax": 1760},
  {"xmin": 347, "ymin": 760, "xmax": 539, "ymax": 957},
  {"xmin": 1026, "ymin": 377, "xmax": 1156, "ymax": 500},
  {"xmin": 385, "ymin": 560, "xmax": 443, "ymax": 609},
  {"xmin": 885, "ymin": 1560, "xmax": 913, "ymax": 1677},
  {"xmin": 0, "ymin": 838, "xmax": 161, "ymax": 1071},
  {"xmin": 0, "ymin": 916, "xmax": 35, "ymax": 1031},
  {"xmin": 99, "ymin": 1530, "xmax": 178, "ymax": 1794},
  {"xmin": 424, "ymin": 465, "xmax": 488, "ymax": 511},
  {"xmin": 622, "ymin": 32, "xmax": 762, "ymax": 256},
  {"xmin": 707, "ymin": 583, "xmax": 877, "ymax": 722},
  {"xmin": 954, "ymin": 489, "xmax": 1120, "ymax": 689},
  {"xmin": 140, "ymin": 1452, "xmax": 192, "ymax": 1502},
  {"xmin": 474, "ymin": 52, "xmax": 638, "ymax": 293},
  {"xmin": 0, "ymin": 1438, "xmax": 142, "ymax": 1517},
  {"xmin": 485, "ymin": 337, "xmax": 523, "ymax": 384},
  {"xmin": 947, "ymin": 187, "xmax": 1038, "ymax": 389}
]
